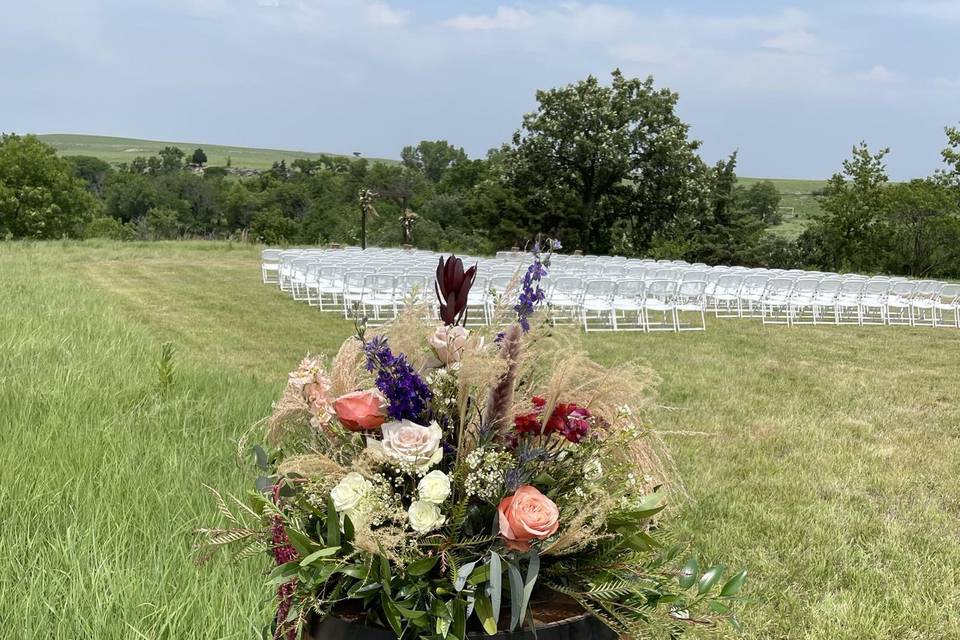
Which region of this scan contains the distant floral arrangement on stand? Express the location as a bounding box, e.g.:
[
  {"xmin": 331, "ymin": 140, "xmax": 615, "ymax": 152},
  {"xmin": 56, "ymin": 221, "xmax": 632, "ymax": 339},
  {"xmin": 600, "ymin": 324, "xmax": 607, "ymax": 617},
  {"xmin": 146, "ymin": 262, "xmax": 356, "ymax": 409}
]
[{"xmin": 199, "ymin": 239, "xmax": 747, "ymax": 640}]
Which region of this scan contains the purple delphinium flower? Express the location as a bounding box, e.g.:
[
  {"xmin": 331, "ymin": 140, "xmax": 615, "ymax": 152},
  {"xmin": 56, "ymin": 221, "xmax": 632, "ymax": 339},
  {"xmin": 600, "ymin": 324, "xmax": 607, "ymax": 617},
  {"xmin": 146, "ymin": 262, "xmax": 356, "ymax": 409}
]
[
  {"xmin": 363, "ymin": 336, "xmax": 433, "ymax": 422},
  {"xmin": 513, "ymin": 237, "xmax": 558, "ymax": 332}
]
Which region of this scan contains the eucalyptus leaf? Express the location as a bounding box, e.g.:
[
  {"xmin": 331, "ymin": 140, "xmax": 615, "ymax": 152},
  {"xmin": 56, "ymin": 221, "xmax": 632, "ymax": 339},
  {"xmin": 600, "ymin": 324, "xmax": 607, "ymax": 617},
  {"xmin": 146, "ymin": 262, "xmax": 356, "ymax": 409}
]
[
  {"xmin": 520, "ymin": 550, "xmax": 540, "ymax": 630},
  {"xmin": 488, "ymin": 552, "xmax": 502, "ymax": 624},
  {"xmin": 720, "ymin": 569, "xmax": 748, "ymax": 597},
  {"xmin": 678, "ymin": 556, "xmax": 699, "ymax": 589},
  {"xmin": 252, "ymin": 444, "xmax": 269, "ymax": 470},
  {"xmin": 507, "ymin": 561, "xmax": 524, "ymax": 631},
  {"xmin": 698, "ymin": 565, "xmax": 725, "ymax": 595},
  {"xmin": 474, "ymin": 592, "xmax": 498, "ymax": 635},
  {"xmin": 454, "ymin": 560, "xmax": 478, "ymax": 592}
]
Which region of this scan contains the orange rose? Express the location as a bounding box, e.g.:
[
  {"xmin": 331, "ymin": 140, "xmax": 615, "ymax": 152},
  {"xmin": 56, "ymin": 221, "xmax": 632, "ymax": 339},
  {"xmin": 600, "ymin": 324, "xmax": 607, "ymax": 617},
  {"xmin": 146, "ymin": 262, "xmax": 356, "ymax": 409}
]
[
  {"xmin": 334, "ymin": 389, "xmax": 388, "ymax": 432},
  {"xmin": 497, "ymin": 485, "xmax": 560, "ymax": 552}
]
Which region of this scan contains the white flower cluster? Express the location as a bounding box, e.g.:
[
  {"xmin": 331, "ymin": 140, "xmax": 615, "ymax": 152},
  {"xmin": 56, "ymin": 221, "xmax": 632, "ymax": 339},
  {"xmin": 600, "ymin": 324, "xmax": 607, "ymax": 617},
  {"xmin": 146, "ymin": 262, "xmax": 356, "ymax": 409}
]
[
  {"xmin": 424, "ymin": 368, "xmax": 459, "ymax": 410},
  {"xmin": 408, "ymin": 470, "xmax": 450, "ymax": 534},
  {"xmin": 463, "ymin": 448, "xmax": 511, "ymax": 502},
  {"xmin": 330, "ymin": 472, "xmax": 376, "ymax": 526}
]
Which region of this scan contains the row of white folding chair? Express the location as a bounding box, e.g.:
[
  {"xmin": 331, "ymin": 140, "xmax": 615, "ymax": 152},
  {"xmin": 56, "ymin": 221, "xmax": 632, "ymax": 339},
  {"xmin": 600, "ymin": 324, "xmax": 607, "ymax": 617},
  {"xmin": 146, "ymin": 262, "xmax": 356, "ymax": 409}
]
[
  {"xmin": 760, "ymin": 278, "xmax": 959, "ymax": 327},
  {"xmin": 552, "ymin": 279, "xmax": 708, "ymax": 333}
]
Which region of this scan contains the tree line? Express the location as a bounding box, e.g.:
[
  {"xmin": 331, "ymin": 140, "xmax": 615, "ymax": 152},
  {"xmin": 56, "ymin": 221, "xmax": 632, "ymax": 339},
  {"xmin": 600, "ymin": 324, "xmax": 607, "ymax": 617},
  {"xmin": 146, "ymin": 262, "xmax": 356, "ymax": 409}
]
[{"xmin": 2, "ymin": 69, "xmax": 959, "ymax": 278}]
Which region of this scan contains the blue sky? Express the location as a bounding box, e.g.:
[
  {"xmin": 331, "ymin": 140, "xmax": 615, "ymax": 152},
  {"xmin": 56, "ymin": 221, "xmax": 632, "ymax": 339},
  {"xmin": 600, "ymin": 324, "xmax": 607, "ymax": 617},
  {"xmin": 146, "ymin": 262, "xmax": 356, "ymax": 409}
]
[{"xmin": 2, "ymin": 0, "xmax": 959, "ymax": 179}]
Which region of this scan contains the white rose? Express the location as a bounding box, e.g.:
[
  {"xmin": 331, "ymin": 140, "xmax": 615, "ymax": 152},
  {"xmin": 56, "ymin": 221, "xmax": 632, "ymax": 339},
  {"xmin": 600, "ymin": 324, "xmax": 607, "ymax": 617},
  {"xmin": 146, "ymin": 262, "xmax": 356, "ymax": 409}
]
[
  {"xmin": 417, "ymin": 470, "xmax": 451, "ymax": 504},
  {"xmin": 330, "ymin": 472, "xmax": 372, "ymax": 515},
  {"xmin": 428, "ymin": 325, "xmax": 470, "ymax": 366},
  {"xmin": 367, "ymin": 420, "xmax": 444, "ymax": 471},
  {"xmin": 407, "ymin": 500, "xmax": 445, "ymax": 533}
]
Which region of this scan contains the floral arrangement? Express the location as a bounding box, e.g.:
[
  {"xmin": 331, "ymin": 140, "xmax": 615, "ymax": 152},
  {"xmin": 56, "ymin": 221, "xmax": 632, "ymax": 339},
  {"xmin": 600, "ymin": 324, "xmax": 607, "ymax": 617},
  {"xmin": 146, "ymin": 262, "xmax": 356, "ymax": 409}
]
[{"xmin": 200, "ymin": 242, "xmax": 746, "ymax": 639}]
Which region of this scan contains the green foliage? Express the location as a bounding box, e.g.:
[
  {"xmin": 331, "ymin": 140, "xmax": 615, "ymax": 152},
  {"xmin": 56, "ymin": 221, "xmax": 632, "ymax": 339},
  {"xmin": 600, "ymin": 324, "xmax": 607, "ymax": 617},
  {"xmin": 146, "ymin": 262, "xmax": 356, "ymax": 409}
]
[
  {"xmin": 140, "ymin": 207, "xmax": 182, "ymax": 240},
  {"xmin": 250, "ymin": 207, "xmax": 299, "ymax": 245},
  {"xmin": 191, "ymin": 148, "xmax": 208, "ymax": 166},
  {"xmin": 799, "ymin": 136, "xmax": 960, "ymax": 278},
  {"xmin": 881, "ymin": 179, "xmax": 960, "ymax": 277},
  {"xmin": 159, "ymin": 146, "xmax": 185, "ymax": 173},
  {"xmin": 799, "ymin": 142, "xmax": 891, "ymax": 273},
  {"xmin": 83, "ymin": 216, "xmax": 135, "ymax": 241},
  {"xmin": 401, "ymin": 140, "xmax": 468, "ymax": 183},
  {"xmin": 66, "ymin": 155, "xmax": 112, "ymax": 197},
  {"xmin": 0, "ymin": 134, "xmax": 97, "ymax": 239},
  {"xmin": 105, "ymin": 172, "xmax": 159, "ymax": 222},
  {"xmin": 503, "ymin": 69, "xmax": 709, "ymax": 254},
  {"xmin": 737, "ymin": 180, "xmax": 782, "ymax": 225}
]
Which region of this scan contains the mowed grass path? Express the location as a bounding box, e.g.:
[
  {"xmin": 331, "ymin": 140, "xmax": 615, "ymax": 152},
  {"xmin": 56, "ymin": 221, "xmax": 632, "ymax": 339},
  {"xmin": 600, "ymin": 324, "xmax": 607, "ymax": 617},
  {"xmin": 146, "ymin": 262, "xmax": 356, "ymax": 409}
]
[{"xmin": 1, "ymin": 242, "xmax": 959, "ymax": 639}]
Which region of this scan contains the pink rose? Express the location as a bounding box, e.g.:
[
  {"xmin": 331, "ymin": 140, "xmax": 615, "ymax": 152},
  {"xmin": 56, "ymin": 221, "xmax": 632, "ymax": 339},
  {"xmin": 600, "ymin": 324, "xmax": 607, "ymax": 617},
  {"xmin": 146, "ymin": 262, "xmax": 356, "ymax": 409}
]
[
  {"xmin": 333, "ymin": 389, "xmax": 387, "ymax": 432},
  {"xmin": 428, "ymin": 325, "xmax": 470, "ymax": 366},
  {"xmin": 497, "ymin": 485, "xmax": 560, "ymax": 552}
]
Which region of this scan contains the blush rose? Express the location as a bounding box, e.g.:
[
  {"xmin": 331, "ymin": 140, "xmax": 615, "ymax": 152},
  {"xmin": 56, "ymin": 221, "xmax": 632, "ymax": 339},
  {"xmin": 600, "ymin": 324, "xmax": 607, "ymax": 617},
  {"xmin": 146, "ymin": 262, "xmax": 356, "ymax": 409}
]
[
  {"xmin": 497, "ymin": 485, "xmax": 560, "ymax": 552},
  {"xmin": 333, "ymin": 389, "xmax": 387, "ymax": 432}
]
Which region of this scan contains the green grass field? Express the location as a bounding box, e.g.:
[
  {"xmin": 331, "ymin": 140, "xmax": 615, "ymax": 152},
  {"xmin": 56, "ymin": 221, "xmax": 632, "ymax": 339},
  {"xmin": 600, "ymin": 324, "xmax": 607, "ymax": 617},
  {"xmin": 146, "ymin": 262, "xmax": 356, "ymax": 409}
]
[
  {"xmin": 4, "ymin": 242, "xmax": 958, "ymax": 639},
  {"xmin": 37, "ymin": 133, "xmax": 394, "ymax": 170}
]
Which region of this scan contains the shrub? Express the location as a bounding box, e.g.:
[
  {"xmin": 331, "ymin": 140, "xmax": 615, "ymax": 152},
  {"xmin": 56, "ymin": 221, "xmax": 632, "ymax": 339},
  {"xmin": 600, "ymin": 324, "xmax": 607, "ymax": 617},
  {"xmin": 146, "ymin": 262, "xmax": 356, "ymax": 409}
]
[
  {"xmin": 250, "ymin": 207, "xmax": 299, "ymax": 245},
  {"xmin": 83, "ymin": 217, "xmax": 134, "ymax": 241}
]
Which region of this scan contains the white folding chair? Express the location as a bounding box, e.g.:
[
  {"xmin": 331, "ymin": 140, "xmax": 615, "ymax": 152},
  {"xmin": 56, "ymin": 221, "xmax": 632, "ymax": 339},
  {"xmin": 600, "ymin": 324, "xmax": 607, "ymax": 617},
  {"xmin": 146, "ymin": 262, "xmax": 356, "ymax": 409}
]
[
  {"xmin": 547, "ymin": 276, "xmax": 585, "ymax": 325},
  {"xmin": 910, "ymin": 281, "xmax": 943, "ymax": 327},
  {"xmin": 760, "ymin": 278, "xmax": 794, "ymax": 326},
  {"xmin": 859, "ymin": 280, "xmax": 892, "ymax": 326},
  {"xmin": 610, "ymin": 279, "xmax": 645, "ymax": 331},
  {"xmin": 643, "ymin": 279, "xmax": 678, "ymax": 332},
  {"xmin": 834, "ymin": 280, "xmax": 865, "ymax": 326},
  {"xmin": 580, "ymin": 279, "xmax": 616, "ymax": 332},
  {"xmin": 933, "ymin": 284, "xmax": 960, "ymax": 328},
  {"xmin": 886, "ymin": 282, "xmax": 916, "ymax": 326},
  {"xmin": 260, "ymin": 249, "xmax": 282, "ymax": 284},
  {"xmin": 675, "ymin": 280, "xmax": 707, "ymax": 332}
]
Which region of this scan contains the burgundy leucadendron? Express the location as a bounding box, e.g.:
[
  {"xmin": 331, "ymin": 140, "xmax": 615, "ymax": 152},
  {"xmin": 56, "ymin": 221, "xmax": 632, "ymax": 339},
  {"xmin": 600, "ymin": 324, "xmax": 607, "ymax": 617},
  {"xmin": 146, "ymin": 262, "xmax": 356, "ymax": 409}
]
[{"xmin": 434, "ymin": 254, "xmax": 477, "ymax": 326}]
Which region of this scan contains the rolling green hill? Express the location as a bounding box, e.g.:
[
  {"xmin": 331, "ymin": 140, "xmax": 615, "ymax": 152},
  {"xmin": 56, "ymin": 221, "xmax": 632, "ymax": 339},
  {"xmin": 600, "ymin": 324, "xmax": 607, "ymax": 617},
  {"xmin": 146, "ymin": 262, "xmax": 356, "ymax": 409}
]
[
  {"xmin": 737, "ymin": 177, "xmax": 827, "ymax": 239},
  {"xmin": 40, "ymin": 133, "xmax": 826, "ymax": 238},
  {"xmin": 37, "ymin": 133, "xmax": 393, "ymax": 170}
]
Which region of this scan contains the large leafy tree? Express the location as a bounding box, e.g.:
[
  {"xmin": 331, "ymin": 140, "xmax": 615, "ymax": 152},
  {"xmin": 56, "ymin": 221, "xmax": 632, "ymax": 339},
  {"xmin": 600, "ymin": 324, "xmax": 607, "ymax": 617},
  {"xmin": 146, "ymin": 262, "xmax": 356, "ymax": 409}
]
[
  {"xmin": 737, "ymin": 180, "xmax": 781, "ymax": 225},
  {"xmin": 401, "ymin": 140, "xmax": 468, "ymax": 183},
  {"xmin": 504, "ymin": 69, "xmax": 707, "ymax": 253},
  {"xmin": 104, "ymin": 172, "xmax": 159, "ymax": 222},
  {"xmin": 882, "ymin": 179, "xmax": 960, "ymax": 278},
  {"xmin": 0, "ymin": 134, "xmax": 97, "ymax": 238},
  {"xmin": 799, "ymin": 142, "xmax": 891, "ymax": 273},
  {"xmin": 66, "ymin": 155, "xmax": 113, "ymax": 198}
]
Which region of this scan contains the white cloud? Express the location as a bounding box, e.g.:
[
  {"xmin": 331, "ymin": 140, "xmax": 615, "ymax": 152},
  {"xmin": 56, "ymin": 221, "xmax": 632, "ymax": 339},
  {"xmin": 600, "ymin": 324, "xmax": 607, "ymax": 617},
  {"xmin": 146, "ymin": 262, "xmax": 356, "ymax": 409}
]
[
  {"xmin": 865, "ymin": 65, "xmax": 900, "ymax": 82},
  {"xmin": 443, "ymin": 7, "xmax": 533, "ymax": 31},
  {"xmin": 762, "ymin": 29, "xmax": 816, "ymax": 53},
  {"xmin": 896, "ymin": 0, "xmax": 960, "ymax": 22},
  {"xmin": 366, "ymin": 2, "xmax": 408, "ymax": 26}
]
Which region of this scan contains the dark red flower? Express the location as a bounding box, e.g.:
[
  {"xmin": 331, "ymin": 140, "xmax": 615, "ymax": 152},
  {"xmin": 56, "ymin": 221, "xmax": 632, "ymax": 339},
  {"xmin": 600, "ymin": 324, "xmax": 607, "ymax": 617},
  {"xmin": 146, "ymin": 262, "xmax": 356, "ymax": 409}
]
[
  {"xmin": 514, "ymin": 411, "xmax": 542, "ymax": 434},
  {"xmin": 513, "ymin": 398, "xmax": 593, "ymax": 443},
  {"xmin": 435, "ymin": 255, "xmax": 478, "ymax": 326}
]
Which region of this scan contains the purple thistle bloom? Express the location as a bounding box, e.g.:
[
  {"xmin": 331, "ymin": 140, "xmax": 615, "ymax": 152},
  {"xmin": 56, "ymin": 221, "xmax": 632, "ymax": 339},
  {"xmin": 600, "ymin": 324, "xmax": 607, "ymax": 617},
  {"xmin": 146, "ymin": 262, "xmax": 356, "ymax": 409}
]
[{"xmin": 363, "ymin": 336, "xmax": 433, "ymax": 422}]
